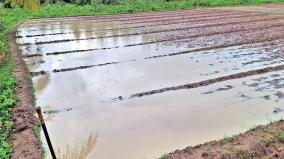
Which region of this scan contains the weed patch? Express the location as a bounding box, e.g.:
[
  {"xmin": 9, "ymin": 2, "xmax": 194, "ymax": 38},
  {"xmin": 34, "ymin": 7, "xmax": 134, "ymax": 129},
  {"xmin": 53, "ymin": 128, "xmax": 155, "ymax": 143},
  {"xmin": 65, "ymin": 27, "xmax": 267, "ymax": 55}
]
[
  {"xmin": 0, "ymin": 58, "xmax": 16, "ymax": 159},
  {"xmin": 272, "ymin": 130, "xmax": 284, "ymax": 142}
]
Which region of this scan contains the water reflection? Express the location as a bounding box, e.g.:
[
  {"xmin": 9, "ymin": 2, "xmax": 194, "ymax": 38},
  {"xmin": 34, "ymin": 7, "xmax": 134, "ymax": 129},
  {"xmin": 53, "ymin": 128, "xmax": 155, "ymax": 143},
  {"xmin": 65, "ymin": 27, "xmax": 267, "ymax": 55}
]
[
  {"xmin": 16, "ymin": 7, "xmax": 284, "ymax": 159},
  {"xmin": 56, "ymin": 133, "xmax": 97, "ymax": 159},
  {"xmin": 34, "ymin": 74, "xmax": 50, "ymax": 93}
]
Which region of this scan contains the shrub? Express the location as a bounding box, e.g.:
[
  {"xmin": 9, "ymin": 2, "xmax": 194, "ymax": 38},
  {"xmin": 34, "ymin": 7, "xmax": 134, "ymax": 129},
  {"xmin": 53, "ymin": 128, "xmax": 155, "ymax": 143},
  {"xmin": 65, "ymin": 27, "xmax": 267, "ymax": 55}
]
[
  {"xmin": 0, "ymin": 21, "xmax": 4, "ymax": 32},
  {"xmin": 5, "ymin": 0, "xmax": 40, "ymax": 10}
]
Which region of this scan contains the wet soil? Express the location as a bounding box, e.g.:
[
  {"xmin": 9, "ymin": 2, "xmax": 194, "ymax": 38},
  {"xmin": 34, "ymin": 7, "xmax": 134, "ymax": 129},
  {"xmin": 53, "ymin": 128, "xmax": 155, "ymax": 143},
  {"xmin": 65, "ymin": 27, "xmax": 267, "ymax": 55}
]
[
  {"xmin": 14, "ymin": 3, "xmax": 284, "ymax": 159},
  {"xmin": 20, "ymin": 9, "xmax": 235, "ymax": 26},
  {"xmin": 0, "ymin": 52, "xmax": 5, "ymax": 60},
  {"xmin": 164, "ymin": 120, "xmax": 284, "ymax": 159},
  {"xmin": 8, "ymin": 30, "xmax": 42, "ymax": 159},
  {"xmin": 223, "ymin": 3, "xmax": 284, "ymax": 14},
  {"xmin": 19, "ymin": 13, "xmax": 264, "ymax": 38},
  {"xmin": 19, "ymin": 14, "xmax": 284, "ymax": 45},
  {"xmin": 129, "ymin": 64, "xmax": 284, "ymax": 98},
  {"xmin": 17, "ymin": 12, "xmax": 265, "ymax": 39}
]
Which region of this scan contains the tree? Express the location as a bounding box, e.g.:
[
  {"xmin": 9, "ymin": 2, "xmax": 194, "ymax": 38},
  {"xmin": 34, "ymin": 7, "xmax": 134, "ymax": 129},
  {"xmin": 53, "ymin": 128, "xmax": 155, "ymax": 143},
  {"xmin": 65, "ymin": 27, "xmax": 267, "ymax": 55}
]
[{"xmin": 5, "ymin": 0, "xmax": 39, "ymax": 11}]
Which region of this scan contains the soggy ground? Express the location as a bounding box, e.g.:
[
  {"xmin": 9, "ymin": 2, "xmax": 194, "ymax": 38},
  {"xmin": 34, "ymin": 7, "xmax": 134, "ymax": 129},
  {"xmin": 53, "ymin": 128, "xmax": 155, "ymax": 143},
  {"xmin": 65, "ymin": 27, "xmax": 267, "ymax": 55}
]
[{"xmin": 16, "ymin": 3, "xmax": 284, "ymax": 159}]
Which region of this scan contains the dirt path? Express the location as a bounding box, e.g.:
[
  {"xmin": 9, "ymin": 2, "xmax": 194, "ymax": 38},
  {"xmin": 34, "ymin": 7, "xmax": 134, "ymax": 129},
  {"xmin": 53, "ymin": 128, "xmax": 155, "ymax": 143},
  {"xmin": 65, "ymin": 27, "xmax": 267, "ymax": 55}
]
[
  {"xmin": 0, "ymin": 53, "xmax": 4, "ymax": 61},
  {"xmin": 8, "ymin": 29, "xmax": 42, "ymax": 159}
]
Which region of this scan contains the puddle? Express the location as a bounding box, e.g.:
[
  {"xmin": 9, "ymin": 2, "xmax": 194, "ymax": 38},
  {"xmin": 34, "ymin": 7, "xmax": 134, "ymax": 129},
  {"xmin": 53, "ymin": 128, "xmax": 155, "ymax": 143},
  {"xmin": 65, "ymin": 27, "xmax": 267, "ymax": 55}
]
[
  {"xmin": 16, "ymin": 9, "xmax": 284, "ymax": 159},
  {"xmin": 38, "ymin": 70, "xmax": 284, "ymax": 159}
]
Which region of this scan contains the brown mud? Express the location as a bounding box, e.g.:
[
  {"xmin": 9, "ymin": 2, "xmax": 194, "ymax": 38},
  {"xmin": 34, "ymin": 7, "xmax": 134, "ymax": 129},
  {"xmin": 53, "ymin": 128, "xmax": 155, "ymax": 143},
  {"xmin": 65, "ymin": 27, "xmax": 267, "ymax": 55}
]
[
  {"xmin": 0, "ymin": 52, "xmax": 5, "ymax": 60},
  {"xmin": 163, "ymin": 120, "xmax": 284, "ymax": 159},
  {"xmin": 8, "ymin": 30, "xmax": 42, "ymax": 159},
  {"xmin": 32, "ymin": 37, "xmax": 283, "ymax": 75},
  {"xmin": 22, "ymin": 53, "xmax": 43, "ymax": 58},
  {"xmin": 20, "ymin": 14, "xmax": 284, "ymax": 45},
  {"xmin": 129, "ymin": 64, "xmax": 284, "ymax": 98},
  {"xmin": 25, "ymin": 28, "xmax": 283, "ymax": 59},
  {"xmin": 15, "ymin": 3, "xmax": 284, "ymax": 159},
  {"xmin": 19, "ymin": 11, "xmax": 259, "ymax": 35},
  {"xmin": 23, "ymin": 13, "xmax": 283, "ymax": 51},
  {"xmin": 41, "ymin": 25, "xmax": 283, "ymax": 57},
  {"xmin": 159, "ymin": 4, "xmax": 284, "ymax": 158},
  {"xmin": 26, "ymin": 14, "xmax": 283, "ymax": 56},
  {"xmin": 31, "ymin": 70, "xmax": 47, "ymax": 77},
  {"xmin": 18, "ymin": 10, "xmax": 238, "ymax": 32},
  {"xmin": 20, "ymin": 9, "xmax": 234, "ymax": 26},
  {"xmin": 17, "ymin": 12, "xmax": 266, "ymax": 38}
]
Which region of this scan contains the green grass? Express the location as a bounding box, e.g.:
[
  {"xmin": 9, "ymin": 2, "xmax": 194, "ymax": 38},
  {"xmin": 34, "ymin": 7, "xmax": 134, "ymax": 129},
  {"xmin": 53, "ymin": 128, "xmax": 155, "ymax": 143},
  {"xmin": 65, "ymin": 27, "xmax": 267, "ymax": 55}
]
[
  {"xmin": 272, "ymin": 130, "xmax": 284, "ymax": 142},
  {"xmin": 236, "ymin": 148, "xmax": 252, "ymax": 158},
  {"xmin": 1, "ymin": 0, "xmax": 284, "ymax": 158},
  {"xmin": 258, "ymin": 135, "xmax": 272, "ymax": 146},
  {"xmin": 0, "ymin": 58, "xmax": 16, "ymax": 159}
]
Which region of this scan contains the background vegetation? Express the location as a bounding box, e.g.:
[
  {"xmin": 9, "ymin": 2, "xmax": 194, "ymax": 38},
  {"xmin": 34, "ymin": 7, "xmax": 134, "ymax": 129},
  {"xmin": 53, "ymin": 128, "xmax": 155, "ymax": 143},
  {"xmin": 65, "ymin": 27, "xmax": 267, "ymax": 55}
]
[{"xmin": 1, "ymin": 0, "xmax": 284, "ymax": 158}]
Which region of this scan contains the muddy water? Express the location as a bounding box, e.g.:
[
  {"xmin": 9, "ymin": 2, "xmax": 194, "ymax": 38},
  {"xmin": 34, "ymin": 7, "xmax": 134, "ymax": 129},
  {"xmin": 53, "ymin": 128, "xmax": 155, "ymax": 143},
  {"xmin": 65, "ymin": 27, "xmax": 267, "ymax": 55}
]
[
  {"xmin": 17, "ymin": 9, "xmax": 284, "ymax": 159},
  {"xmin": 35, "ymin": 70, "xmax": 284, "ymax": 159}
]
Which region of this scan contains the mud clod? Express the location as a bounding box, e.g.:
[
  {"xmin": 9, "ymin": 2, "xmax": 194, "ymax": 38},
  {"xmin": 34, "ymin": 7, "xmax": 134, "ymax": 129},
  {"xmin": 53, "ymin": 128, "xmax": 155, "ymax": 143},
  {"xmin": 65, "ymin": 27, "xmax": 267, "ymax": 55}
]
[
  {"xmin": 273, "ymin": 107, "xmax": 283, "ymax": 114},
  {"xmin": 130, "ymin": 65, "xmax": 284, "ymax": 98},
  {"xmin": 31, "ymin": 70, "xmax": 47, "ymax": 77}
]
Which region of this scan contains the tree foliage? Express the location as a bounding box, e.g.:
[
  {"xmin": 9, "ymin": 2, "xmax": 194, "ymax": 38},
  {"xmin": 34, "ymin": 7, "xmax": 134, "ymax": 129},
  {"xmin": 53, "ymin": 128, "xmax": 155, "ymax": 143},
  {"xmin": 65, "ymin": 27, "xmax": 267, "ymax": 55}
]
[{"xmin": 5, "ymin": 0, "xmax": 39, "ymax": 10}]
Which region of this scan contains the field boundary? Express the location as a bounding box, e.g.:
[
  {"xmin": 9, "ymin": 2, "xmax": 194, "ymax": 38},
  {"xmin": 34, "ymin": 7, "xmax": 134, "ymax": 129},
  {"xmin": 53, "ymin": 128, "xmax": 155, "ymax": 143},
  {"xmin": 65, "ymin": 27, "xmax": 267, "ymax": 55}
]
[
  {"xmin": 8, "ymin": 25, "xmax": 42, "ymax": 159},
  {"xmin": 6, "ymin": 3, "xmax": 284, "ymax": 158}
]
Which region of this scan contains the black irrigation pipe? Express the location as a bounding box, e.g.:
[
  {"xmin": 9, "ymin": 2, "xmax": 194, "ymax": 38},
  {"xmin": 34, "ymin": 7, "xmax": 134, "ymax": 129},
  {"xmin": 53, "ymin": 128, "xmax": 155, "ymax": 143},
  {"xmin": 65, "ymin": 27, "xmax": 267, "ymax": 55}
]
[{"xmin": 36, "ymin": 107, "xmax": 57, "ymax": 159}]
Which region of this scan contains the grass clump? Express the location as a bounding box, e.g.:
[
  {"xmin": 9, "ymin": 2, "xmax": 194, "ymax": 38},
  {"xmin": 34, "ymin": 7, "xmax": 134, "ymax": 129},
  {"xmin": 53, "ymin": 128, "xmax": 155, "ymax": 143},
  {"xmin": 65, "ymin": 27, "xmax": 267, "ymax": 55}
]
[
  {"xmin": 272, "ymin": 130, "xmax": 284, "ymax": 142},
  {"xmin": 223, "ymin": 134, "xmax": 238, "ymax": 142},
  {"xmin": 159, "ymin": 154, "xmax": 169, "ymax": 159},
  {"xmin": 258, "ymin": 135, "xmax": 272, "ymax": 146},
  {"xmin": 0, "ymin": 5, "xmax": 28, "ymax": 158},
  {"xmin": 236, "ymin": 148, "xmax": 252, "ymax": 158},
  {"xmin": 0, "ymin": 58, "xmax": 17, "ymax": 159}
]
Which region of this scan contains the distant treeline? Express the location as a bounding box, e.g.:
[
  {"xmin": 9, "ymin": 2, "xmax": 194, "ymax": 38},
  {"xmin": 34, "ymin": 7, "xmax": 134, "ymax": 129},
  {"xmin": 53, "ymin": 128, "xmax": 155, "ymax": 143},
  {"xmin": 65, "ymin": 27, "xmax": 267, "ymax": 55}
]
[
  {"xmin": 0, "ymin": 0, "xmax": 178, "ymax": 6},
  {"xmin": 41, "ymin": 0, "xmax": 179, "ymax": 5},
  {"xmin": 1, "ymin": 0, "xmax": 284, "ymax": 10}
]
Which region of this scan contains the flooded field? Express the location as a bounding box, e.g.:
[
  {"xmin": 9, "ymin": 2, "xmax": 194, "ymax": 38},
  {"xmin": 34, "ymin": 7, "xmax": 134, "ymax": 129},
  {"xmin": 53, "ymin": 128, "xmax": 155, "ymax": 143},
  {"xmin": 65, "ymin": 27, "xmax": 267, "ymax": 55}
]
[{"xmin": 16, "ymin": 4, "xmax": 284, "ymax": 159}]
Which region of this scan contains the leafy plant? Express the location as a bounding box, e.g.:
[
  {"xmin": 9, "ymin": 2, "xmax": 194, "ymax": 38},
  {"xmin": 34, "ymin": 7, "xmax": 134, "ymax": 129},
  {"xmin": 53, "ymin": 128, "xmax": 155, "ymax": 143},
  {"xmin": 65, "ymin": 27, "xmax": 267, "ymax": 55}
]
[
  {"xmin": 5, "ymin": 0, "xmax": 40, "ymax": 10},
  {"xmin": 272, "ymin": 130, "xmax": 284, "ymax": 142},
  {"xmin": 0, "ymin": 58, "xmax": 16, "ymax": 159},
  {"xmin": 258, "ymin": 135, "xmax": 271, "ymax": 146}
]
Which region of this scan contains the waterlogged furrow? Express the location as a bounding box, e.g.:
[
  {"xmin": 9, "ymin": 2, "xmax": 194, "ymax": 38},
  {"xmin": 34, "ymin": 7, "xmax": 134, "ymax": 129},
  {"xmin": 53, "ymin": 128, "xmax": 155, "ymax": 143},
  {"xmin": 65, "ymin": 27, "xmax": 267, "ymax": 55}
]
[
  {"xmin": 25, "ymin": 37, "xmax": 284, "ymax": 74},
  {"xmin": 20, "ymin": 21, "xmax": 284, "ymax": 56},
  {"xmin": 129, "ymin": 64, "xmax": 284, "ymax": 98},
  {"xmin": 17, "ymin": 12, "xmax": 265, "ymax": 38},
  {"xmin": 18, "ymin": 11, "xmax": 261, "ymax": 37},
  {"xmin": 18, "ymin": 10, "xmax": 236, "ymax": 32},
  {"xmin": 18, "ymin": 7, "xmax": 284, "ymax": 159},
  {"xmin": 18, "ymin": 11, "xmax": 259, "ymax": 37},
  {"xmin": 21, "ymin": 17, "xmax": 283, "ymax": 55},
  {"xmin": 20, "ymin": 9, "xmax": 234, "ymax": 27},
  {"xmin": 29, "ymin": 44, "xmax": 284, "ymax": 103},
  {"xmin": 18, "ymin": 11, "xmax": 235, "ymax": 32},
  {"xmin": 29, "ymin": 42, "xmax": 284, "ymax": 97},
  {"xmin": 20, "ymin": 17, "xmax": 284, "ymax": 46}
]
